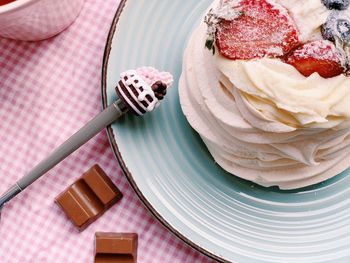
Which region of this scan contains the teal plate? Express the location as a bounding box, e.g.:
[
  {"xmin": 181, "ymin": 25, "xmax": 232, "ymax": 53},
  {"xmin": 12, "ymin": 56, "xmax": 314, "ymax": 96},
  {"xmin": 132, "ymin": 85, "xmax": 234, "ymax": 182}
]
[{"xmin": 101, "ymin": 1, "xmax": 350, "ymax": 262}]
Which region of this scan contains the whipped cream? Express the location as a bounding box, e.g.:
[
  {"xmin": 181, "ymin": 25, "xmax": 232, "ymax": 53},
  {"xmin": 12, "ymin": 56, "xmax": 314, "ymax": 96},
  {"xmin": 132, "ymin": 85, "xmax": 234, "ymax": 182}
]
[
  {"xmin": 275, "ymin": 0, "xmax": 350, "ymax": 41},
  {"xmin": 217, "ymin": 56, "xmax": 350, "ymax": 131},
  {"xmin": 179, "ymin": 1, "xmax": 350, "ymax": 189}
]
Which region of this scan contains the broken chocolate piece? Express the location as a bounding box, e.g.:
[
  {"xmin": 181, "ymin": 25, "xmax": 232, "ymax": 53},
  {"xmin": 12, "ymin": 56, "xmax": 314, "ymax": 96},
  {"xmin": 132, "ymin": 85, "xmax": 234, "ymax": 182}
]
[
  {"xmin": 95, "ymin": 232, "xmax": 138, "ymax": 263},
  {"xmin": 55, "ymin": 164, "xmax": 122, "ymax": 231}
]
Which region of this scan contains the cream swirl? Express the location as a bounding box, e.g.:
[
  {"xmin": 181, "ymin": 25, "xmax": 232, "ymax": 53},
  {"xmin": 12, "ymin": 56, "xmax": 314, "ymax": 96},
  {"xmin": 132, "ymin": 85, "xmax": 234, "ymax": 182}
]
[{"xmin": 216, "ymin": 56, "xmax": 350, "ymax": 131}]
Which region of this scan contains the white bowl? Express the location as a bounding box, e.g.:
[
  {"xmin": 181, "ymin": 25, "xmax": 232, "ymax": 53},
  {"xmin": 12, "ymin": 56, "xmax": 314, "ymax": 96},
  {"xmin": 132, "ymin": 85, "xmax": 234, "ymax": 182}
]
[{"xmin": 0, "ymin": 0, "xmax": 84, "ymax": 41}]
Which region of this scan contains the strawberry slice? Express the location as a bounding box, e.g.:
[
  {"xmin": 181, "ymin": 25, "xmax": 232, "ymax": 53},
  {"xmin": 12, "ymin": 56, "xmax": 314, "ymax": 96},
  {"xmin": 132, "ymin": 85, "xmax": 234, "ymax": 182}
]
[
  {"xmin": 215, "ymin": 0, "xmax": 300, "ymax": 60},
  {"xmin": 286, "ymin": 40, "xmax": 346, "ymax": 78}
]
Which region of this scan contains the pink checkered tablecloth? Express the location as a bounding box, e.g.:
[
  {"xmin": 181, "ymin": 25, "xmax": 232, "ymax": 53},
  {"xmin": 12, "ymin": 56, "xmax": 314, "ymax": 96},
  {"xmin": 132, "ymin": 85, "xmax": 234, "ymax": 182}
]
[{"xmin": 0, "ymin": 1, "xmax": 214, "ymax": 262}]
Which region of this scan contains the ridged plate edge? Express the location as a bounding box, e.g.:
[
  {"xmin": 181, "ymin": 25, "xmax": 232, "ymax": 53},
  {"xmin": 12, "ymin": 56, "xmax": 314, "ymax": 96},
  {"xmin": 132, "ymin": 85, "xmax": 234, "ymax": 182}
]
[{"xmin": 101, "ymin": 1, "xmax": 226, "ymax": 262}]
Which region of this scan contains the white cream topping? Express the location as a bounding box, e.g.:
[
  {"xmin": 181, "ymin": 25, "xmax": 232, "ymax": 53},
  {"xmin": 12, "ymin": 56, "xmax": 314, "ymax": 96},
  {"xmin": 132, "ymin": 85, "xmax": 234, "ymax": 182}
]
[
  {"xmin": 179, "ymin": 14, "xmax": 350, "ymax": 189},
  {"xmin": 216, "ymin": 56, "xmax": 350, "ymax": 131},
  {"xmin": 276, "ymin": 0, "xmax": 350, "ymax": 42}
]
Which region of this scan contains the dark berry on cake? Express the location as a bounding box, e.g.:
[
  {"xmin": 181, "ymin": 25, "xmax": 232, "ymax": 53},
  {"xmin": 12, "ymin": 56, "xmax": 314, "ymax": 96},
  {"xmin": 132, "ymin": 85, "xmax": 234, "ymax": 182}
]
[{"xmin": 321, "ymin": 0, "xmax": 350, "ymax": 10}]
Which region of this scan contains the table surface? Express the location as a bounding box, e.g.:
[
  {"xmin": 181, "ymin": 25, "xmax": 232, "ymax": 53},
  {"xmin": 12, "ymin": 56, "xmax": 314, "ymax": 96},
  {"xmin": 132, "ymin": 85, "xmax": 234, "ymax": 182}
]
[{"xmin": 0, "ymin": 0, "xmax": 214, "ymax": 262}]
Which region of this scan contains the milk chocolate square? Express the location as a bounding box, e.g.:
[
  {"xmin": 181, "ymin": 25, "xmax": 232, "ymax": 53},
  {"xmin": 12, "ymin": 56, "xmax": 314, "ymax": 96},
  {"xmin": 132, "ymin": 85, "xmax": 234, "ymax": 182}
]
[
  {"xmin": 95, "ymin": 232, "xmax": 138, "ymax": 263},
  {"xmin": 55, "ymin": 165, "xmax": 123, "ymax": 231}
]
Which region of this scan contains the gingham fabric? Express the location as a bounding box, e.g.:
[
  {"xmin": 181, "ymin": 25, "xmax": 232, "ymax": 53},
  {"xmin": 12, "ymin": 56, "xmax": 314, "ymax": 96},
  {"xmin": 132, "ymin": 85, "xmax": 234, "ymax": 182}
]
[{"xmin": 0, "ymin": 1, "xmax": 214, "ymax": 262}]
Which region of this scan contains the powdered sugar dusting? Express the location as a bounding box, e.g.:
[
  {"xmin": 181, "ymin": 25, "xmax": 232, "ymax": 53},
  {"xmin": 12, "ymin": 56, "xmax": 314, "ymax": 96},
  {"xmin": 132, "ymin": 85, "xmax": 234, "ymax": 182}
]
[
  {"xmin": 204, "ymin": 0, "xmax": 243, "ymax": 43},
  {"xmin": 266, "ymin": 46, "xmax": 283, "ymax": 55},
  {"xmin": 216, "ymin": 0, "xmax": 242, "ymax": 20},
  {"xmin": 215, "ymin": 0, "xmax": 300, "ymax": 60},
  {"xmin": 285, "ymin": 40, "xmax": 347, "ymax": 78},
  {"xmin": 292, "ymin": 40, "xmax": 346, "ymax": 65},
  {"xmin": 266, "ymin": 0, "xmax": 289, "ymax": 17}
]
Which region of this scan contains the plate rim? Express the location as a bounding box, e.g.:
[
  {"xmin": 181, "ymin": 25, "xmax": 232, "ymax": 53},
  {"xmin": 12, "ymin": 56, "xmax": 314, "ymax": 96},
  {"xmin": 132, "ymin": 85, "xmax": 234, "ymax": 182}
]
[{"xmin": 100, "ymin": 1, "xmax": 226, "ymax": 262}]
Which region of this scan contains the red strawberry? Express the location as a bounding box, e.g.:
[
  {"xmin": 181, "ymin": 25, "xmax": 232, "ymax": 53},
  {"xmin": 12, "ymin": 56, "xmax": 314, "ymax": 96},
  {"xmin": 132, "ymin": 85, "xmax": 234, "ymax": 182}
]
[
  {"xmin": 215, "ymin": 0, "xmax": 300, "ymax": 60},
  {"xmin": 285, "ymin": 40, "xmax": 346, "ymax": 78}
]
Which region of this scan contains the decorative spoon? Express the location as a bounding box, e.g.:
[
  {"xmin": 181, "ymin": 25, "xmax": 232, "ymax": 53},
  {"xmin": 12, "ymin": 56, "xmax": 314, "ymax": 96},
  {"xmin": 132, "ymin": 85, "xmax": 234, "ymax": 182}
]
[{"xmin": 0, "ymin": 67, "xmax": 173, "ymax": 218}]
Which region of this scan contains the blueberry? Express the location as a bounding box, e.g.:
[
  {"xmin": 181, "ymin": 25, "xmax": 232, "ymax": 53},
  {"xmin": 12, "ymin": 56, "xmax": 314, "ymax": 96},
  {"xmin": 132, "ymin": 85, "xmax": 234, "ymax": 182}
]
[
  {"xmin": 322, "ymin": 11, "xmax": 350, "ymax": 43},
  {"xmin": 322, "ymin": 12, "xmax": 340, "ymax": 41},
  {"xmin": 337, "ymin": 19, "xmax": 350, "ymax": 42},
  {"xmin": 322, "ymin": 21, "xmax": 336, "ymax": 41},
  {"xmin": 322, "ymin": 0, "xmax": 350, "ymax": 10}
]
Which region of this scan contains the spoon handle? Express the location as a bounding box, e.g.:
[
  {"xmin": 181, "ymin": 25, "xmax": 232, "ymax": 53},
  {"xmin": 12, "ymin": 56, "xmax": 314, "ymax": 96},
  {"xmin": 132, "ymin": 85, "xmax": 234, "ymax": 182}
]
[{"xmin": 0, "ymin": 99, "xmax": 128, "ymax": 208}]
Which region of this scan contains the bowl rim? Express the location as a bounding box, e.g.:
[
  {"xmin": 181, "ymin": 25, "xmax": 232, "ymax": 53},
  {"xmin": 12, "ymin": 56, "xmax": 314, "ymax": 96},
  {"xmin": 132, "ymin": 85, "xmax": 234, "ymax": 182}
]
[{"xmin": 0, "ymin": 0, "xmax": 43, "ymax": 14}]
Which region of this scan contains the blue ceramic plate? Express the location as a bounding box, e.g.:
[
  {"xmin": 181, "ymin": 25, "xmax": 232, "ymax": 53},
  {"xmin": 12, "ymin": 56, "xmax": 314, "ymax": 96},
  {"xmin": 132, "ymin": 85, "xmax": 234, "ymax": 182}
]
[{"xmin": 102, "ymin": 1, "xmax": 350, "ymax": 262}]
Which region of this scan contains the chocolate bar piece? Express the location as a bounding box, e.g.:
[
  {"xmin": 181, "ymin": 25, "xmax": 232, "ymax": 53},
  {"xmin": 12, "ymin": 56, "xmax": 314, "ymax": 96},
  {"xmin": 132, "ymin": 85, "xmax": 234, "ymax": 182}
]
[
  {"xmin": 95, "ymin": 232, "xmax": 138, "ymax": 263},
  {"xmin": 55, "ymin": 164, "xmax": 122, "ymax": 231}
]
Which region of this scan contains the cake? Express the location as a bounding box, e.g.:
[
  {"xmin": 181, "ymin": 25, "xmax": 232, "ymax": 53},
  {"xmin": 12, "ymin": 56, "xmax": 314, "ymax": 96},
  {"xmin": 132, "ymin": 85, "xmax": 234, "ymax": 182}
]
[{"xmin": 179, "ymin": 0, "xmax": 350, "ymax": 189}]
